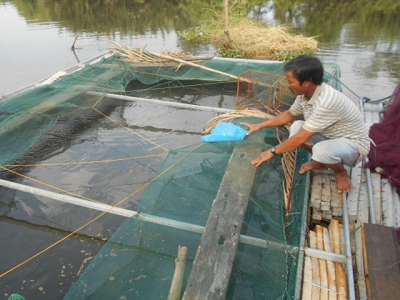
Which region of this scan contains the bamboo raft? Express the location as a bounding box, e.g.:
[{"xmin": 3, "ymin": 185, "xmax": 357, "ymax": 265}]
[{"xmin": 303, "ymin": 101, "xmax": 400, "ymax": 300}]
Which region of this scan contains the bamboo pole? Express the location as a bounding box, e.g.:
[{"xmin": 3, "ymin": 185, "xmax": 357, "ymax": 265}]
[
  {"xmin": 316, "ymin": 225, "xmax": 329, "ymax": 300},
  {"xmin": 224, "ymin": 0, "xmax": 233, "ymax": 44},
  {"xmin": 329, "ymin": 219, "xmax": 348, "ymax": 300},
  {"xmin": 309, "ymin": 230, "xmax": 321, "ymax": 300},
  {"xmin": 71, "ymin": 35, "xmax": 78, "ymax": 50},
  {"xmin": 149, "ymin": 50, "xmax": 239, "ymax": 80},
  {"xmin": 323, "ymin": 227, "xmax": 337, "ymax": 300},
  {"xmin": 168, "ymin": 246, "xmax": 188, "ymax": 300},
  {"xmin": 302, "ymin": 256, "xmax": 313, "ymax": 300},
  {"xmin": 224, "ymin": 0, "xmax": 229, "ymax": 34}
]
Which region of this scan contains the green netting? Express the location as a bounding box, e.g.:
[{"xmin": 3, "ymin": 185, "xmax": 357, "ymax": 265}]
[
  {"xmin": 0, "ymin": 54, "xmax": 340, "ymax": 167},
  {"xmin": 63, "ymin": 119, "xmax": 310, "ymax": 300},
  {"xmin": 0, "ymin": 54, "xmax": 338, "ymax": 299}
]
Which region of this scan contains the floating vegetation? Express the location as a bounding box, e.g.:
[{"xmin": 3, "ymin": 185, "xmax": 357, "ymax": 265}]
[
  {"xmin": 177, "ymin": 27, "xmax": 210, "ymax": 44},
  {"xmin": 178, "ymin": 8, "xmax": 318, "ymax": 61}
]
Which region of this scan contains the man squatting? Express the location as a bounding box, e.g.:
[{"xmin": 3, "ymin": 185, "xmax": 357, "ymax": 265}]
[{"xmin": 242, "ymin": 55, "xmax": 370, "ymax": 194}]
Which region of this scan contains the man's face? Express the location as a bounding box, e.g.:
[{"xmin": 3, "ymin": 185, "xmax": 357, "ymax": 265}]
[{"xmin": 285, "ymin": 71, "xmax": 308, "ymax": 96}]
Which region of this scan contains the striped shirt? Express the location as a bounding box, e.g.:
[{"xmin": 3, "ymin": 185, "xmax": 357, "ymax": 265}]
[{"xmin": 289, "ymin": 83, "xmax": 370, "ymax": 157}]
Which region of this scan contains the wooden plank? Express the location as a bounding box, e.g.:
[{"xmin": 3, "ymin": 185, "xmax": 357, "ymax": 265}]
[
  {"xmin": 363, "ymin": 223, "xmax": 400, "ymax": 300},
  {"xmin": 329, "ymin": 220, "xmax": 347, "ymax": 300},
  {"xmin": 370, "ymin": 172, "xmax": 381, "ymax": 224},
  {"xmin": 339, "ymin": 224, "xmax": 346, "ymax": 256},
  {"xmin": 309, "ymin": 230, "xmax": 321, "ymax": 300},
  {"xmin": 355, "ymin": 225, "xmax": 367, "ymax": 300},
  {"xmin": 347, "ymin": 162, "xmax": 362, "ymax": 223},
  {"xmin": 381, "ymin": 179, "xmax": 396, "ymax": 227},
  {"xmin": 182, "ymin": 135, "xmax": 263, "ymax": 300},
  {"xmin": 323, "ymin": 227, "xmax": 337, "ymax": 300},
  {"xmin": 316, "ymin": 225, "xmax": 329, "ymax": 300},
  {"xmin": 303, "ymin": 256, "xmax": 313, "ymax": 300},
  {"xmin": 357, "ymin": 168, "xmax": 369, "ymax": 223}
]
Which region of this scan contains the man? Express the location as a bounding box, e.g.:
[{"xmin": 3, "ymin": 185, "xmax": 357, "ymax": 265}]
[{"xmin": 241, "ymin": 55, "xmax": 370, "ymax": 193}]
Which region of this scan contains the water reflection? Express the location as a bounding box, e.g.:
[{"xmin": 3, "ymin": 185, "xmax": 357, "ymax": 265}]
[
  {"xmin": 1, "ymin": 0, "xmax": 398, "ymax": 96},
  {"xmin": 258, "ymin": 0, "xmax": 399, "ymax": 42},
  {"xmin": 250, "ymin": 0, "xmax": 400, "ymax": 90},
  {"xmin": 6, "ymin": 0, "xmax": 400, "ymax": 44},
  {"xmin": 12, "ymin": 0, "xmax": 219, "ymax": 35}
]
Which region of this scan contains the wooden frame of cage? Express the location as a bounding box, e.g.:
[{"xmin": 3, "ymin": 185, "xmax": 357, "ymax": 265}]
[{"xmin": 236, "ymin": 70, "xmax": 291, "ymax": 113}]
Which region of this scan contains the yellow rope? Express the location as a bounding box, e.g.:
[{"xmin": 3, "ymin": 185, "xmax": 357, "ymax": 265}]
[
  {"xmin": 0, "ymin": 165, "xmax": 115, "ymax": 205},
  {"xmin": 5, "ymin": 153, "xmax": 166, "ymax": 167},
  {"xmin": 0, "ymin": 143, "xmax": 204, "ymax": 278},
  {"xmin": 1, "ymin": 80, "xmax": 204, "ymax": 278},
  {"xmin": 91, "ymin": 106, "xmax": 169, "ymax": 152}
]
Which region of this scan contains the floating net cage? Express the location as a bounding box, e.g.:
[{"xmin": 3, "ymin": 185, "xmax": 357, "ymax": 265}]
[
  {"xmin": 63, "ymin": 136, "xmax": 310, "ymax": 300},
  {"xmin": 0, "ymin": 53, "xmax": 341, "ymax": 299}
]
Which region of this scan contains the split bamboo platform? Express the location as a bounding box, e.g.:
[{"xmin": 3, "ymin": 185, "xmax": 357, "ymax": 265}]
[{"xmin": 302, "ymin": 102, "xmax": 400, "ymax": 299}]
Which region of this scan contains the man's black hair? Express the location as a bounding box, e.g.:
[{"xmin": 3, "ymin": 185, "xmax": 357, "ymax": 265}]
[{"xmin": 283, "ymin": 55, "xmax": 324, "ymax": 85}]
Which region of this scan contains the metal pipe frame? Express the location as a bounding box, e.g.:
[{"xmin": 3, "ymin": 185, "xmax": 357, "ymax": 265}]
[
  {"xmin": 87, "ymin": 91, "xmax": 235, "ymax": 113},
  {"xmin": 0, "ymin": 179, "xmax": 297, "ymax": 253}
]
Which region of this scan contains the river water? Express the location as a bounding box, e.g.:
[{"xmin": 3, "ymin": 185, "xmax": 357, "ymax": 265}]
[{"xmin": 0, "ymin": 0, "xmax": 399, "ymax": 299}]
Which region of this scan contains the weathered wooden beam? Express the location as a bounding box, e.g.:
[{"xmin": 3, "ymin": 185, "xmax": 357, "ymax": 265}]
[
  {"xmin": 363, "ymin": 223, "xmax": 400, "ymax": 300},
  {"xmin": 182, "ymin": 134, "xmax": 264, "ymax": 300},
  {"xmin": 355, "ymin": 225, "xmax": 367, "ymax": 299},
  {"xmin": 370, "ymin": 172, "xmax": 381, "ymax": 224}
]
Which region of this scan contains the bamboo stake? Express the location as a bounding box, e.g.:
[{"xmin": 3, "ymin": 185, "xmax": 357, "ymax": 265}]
[
  {"xmin": 224, "ymin": 0, "xmax": 229, "ymax": 35},
  {"xmin": 71, "ymin": 35, "xmax": 78, "ymax": 50},
  {"xmin": 168, "ymin": 246, "xmax": 189, "ymax": 300}
]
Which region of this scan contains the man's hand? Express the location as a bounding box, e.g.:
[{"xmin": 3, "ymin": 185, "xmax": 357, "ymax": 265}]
[
  {"xmin": 251, "ymin": 149, "xmax": 274, "ymax": 167},
  {"xmin": 241, "ymin": 122, "xmax": 261, "ymax": 135}
]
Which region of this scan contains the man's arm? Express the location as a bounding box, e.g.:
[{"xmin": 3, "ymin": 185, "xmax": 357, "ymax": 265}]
[
  {"xmin": 251, "ymin": 127, "xmax": 315, "ymax": 166},
  {"xmin": 241, "ymin": 110, "xmax": 296, "ymax": 135}
]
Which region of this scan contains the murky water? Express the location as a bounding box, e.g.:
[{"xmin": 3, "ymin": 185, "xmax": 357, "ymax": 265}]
[{"xmin": 0, "ymin": 0, "xmax": 399, "ymax": 299}]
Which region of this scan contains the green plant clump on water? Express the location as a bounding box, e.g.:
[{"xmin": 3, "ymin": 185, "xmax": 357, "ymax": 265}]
[
  {"xmin": 217, "ymin": 47, "xmax": 245, "ymax": 58},
  {"xmin": 274, "ymin": 48, "xmax": 312, "ymax": 61},
  {"xmin": 177, "ymin": 27, "xmax": 210, "ymax": 44}
]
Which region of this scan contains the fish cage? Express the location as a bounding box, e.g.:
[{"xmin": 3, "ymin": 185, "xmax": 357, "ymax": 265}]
[
  {"xmin": 236, "ymin": 70, "xmax": 293, "ymax": 113},
  {"xmin": 0, "ymin": 54, "xmax": 342, "ymax": 300}
]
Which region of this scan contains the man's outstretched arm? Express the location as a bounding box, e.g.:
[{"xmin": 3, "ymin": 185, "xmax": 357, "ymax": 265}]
[
  {"xmin": 241, "ymin": 110, "xmax": 296, "ymax": 135},
  {"xmin": 251, "ymin": 127, "xmax": 315, "ymax": 166}
]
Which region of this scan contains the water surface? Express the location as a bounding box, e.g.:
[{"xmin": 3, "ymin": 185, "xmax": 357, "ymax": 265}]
[{"xmin": 0, "ymin": 0, "xmax": 399, "ymax": 299}]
